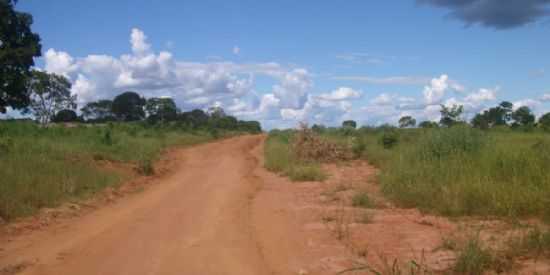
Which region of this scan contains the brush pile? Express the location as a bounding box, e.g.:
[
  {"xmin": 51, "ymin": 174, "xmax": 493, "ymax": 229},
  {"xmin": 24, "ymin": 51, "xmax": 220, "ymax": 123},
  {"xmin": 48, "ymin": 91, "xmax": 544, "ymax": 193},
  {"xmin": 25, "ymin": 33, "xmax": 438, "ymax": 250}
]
[{"xmin": 291, "ymin": 124, "xmax": 353, "ymax": 162}]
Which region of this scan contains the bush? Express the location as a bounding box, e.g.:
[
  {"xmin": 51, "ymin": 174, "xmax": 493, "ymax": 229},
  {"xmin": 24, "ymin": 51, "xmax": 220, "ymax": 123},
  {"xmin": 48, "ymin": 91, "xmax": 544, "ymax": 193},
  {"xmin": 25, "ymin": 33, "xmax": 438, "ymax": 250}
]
[
  {"xmin": 352, "ymin": 192, "xmax": 373, "ymax": 208},
  {"xmin": 380, "ymin": 129, "xmax": 399, "ymax": 149}
]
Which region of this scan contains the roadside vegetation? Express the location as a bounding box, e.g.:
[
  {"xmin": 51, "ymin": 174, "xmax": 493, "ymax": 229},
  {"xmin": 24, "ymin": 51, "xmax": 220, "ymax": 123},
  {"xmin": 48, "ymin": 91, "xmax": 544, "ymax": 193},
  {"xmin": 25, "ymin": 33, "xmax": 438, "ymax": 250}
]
[{"xmin": 268, "ymin": 101, "xmax": 550, "ymax": 222}]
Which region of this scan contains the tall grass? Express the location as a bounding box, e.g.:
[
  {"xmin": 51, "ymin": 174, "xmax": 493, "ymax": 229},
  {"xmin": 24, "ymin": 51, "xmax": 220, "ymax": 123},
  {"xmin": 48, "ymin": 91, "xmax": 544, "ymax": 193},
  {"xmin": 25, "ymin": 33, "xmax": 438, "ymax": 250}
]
[
  {"xmin": 347, "ymin": 126, "xmax": 550, "ymax": 220},
  {"xmin": 0, "ymin": 121, "xmax": 220, "ymax": 220}
]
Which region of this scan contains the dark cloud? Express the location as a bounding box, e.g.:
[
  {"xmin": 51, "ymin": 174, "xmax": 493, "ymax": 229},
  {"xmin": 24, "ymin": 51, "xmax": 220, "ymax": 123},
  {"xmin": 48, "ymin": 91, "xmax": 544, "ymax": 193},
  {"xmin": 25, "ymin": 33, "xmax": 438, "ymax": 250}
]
[{"xmin": 418, "ymin": 0, "xmax": 550, "ymax": 29}]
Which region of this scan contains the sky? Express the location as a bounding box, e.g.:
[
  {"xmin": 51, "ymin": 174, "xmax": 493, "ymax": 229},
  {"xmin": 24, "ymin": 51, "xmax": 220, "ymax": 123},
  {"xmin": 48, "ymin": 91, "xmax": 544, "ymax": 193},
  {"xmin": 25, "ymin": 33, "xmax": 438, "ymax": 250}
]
[{"xmin": 4, "ymin": 0, "xmax": 550, "ymax": 129}]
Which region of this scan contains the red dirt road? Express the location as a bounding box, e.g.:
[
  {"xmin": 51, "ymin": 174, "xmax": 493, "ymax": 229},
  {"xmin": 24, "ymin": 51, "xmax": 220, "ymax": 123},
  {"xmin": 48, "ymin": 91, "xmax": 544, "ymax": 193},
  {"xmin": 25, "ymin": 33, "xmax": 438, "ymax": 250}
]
[{"xmin": 0, "ymin": 136, "xmax": 354, "ymax": 275}]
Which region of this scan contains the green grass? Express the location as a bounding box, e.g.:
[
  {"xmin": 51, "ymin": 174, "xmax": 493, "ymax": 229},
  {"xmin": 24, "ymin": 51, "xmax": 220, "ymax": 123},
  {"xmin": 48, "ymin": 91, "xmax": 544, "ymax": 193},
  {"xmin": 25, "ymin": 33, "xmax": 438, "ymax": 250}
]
[
  {"xmin": 351, "ymin": 192, "xmax": 373, "ymax": 208},
  {"xmin": 0, "ymin": 121, "xmax": 225, "ymax": 221},
  {"xmin": 313, "ymin": 126, "xmax": 550, "ymax": 221},
  {"xmin": 453, "ymin": 236, "xmax": 494, "ymax": 274},
  {"xmin": 264, "ymin": 130, "xmax": 326, "ymax": 181}
]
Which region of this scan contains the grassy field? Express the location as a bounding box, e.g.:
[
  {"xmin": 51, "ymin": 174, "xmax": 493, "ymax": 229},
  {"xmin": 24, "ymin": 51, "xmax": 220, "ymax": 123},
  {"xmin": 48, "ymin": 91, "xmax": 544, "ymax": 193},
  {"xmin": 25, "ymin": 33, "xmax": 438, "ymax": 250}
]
[
  {"xmin": 0, "ymin": 121, "xmax": 234, "ymax": 221},
  {"xmin": 266, "ymin": 126, "xmax": 550, "ymax": 221}
]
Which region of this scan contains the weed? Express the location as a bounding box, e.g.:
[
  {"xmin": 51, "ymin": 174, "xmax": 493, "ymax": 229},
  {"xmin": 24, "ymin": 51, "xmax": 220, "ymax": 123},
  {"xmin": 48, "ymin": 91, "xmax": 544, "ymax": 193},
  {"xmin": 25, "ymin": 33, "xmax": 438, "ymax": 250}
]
[
  {"xmin": 352, "ymin": 192, "xmax": 373, "ymax": 208},
  {"xmin": 453, "ymin": 236, "xmax": 493, "ymax": 274}
]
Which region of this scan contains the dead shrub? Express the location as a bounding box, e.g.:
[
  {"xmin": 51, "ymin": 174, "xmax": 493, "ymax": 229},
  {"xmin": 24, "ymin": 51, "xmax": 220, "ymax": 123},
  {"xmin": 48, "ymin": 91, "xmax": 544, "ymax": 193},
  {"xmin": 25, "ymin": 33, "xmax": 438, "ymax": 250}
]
[{"xmin": 291, "ymin": 123, "xmax": 353, "ymax": 162}]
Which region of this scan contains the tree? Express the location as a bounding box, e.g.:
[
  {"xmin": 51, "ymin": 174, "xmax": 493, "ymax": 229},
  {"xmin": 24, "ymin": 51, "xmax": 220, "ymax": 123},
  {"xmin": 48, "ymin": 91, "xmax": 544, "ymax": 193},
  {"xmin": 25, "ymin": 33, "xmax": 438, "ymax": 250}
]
[
  {"xmin": 145, "ymin": 97, "xmax": 178, "ymax": 122},
  {"xmin": 52, "ymin": 109, "xmax": 78, "ymax": 123},
  {"xmin": 208, "ymin": 106, "xmax": 226, "ymax": 119},
  {"xmin": 111, "ymin": 91, "xmax": 146, "ymax": 121},
  {"xmin": 342, "ymin": 120, "xmax": 357, "ymax": 129},
  {"xmin": 0, "ymin": 0, "xmax": 42, "ymax": 113},
  {"xmin": 398, "ymin": 116, "xmax": 416, "ymax": 128},
  {"xmin": 81, "ymin": 99, "xmax": 114, "ymax": 122},
  {"xmin": 178, "ymin": 109, "xmax": 209, "ymax": 128},
  {"xmin": 418, "ymin": 121, "xmax": 439, "ymax": 128},
  {"xmin": 512, "ymin": 106, "xmax": 535, "ymax": 126},
  {"xmin": 439, "ymin": 104, "xmax": 464, "ymax": 127},
  {"xmin": 27, "ymin": 70, "xmax": 76, "ymax": 124},
  {"xmin": 539, "ymin": 112, "xmax": 550, "ymax": 131},
  {"xmin": 471, "ymin": 113, "xmax": 490, "ymax": 129}
]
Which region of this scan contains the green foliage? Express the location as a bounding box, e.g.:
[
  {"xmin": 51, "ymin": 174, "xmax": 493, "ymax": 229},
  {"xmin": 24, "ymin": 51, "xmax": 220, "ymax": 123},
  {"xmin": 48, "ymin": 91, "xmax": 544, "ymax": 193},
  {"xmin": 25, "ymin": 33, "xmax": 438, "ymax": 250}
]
[
  {"xmin": 539, "ymin": 112, "xmax": 550, "ymax": 132},
  {"xmin": 439, "ymin": 104, "xmax": 464, "ymax": 127},
  {"xmin": 512, "ymin": 106, "xmax": 536, "ymax": 127},
  {"xmin": 111, "ymin": 91, "xmax": 146, "ymax": 121},
  {"xmin": 454, "ymin": 236, "xmax": 493, "ymax": 274},
  {"xmin": 472, "ymin": 101, "xmax": 513, "ymax": 129},
  {"xmin": 81, "ymin": 99, "xmax": 115, "ymax": 122},
  {"xmin": 418, "ymin": 121, "xmax": 438, "ymax": 128},
  {"xmin": 27, "ymin": 70, "xmax": 76, "ymax": 124},
  {"xmin": 314, "ymin": 125, "xmax": 550, "ymax": 220},
  {"xmin": 52, "ymin": 109, "xmax": 78, "ymax": 123},
  {"xmin": 0, "ymin": 0, "xmax": 42, "ymax": 113},
  {"xmin": 398, "ymin": 116, "xmax": 416, "ymax": 128},
  {"xmin": 380, "ymin": 129, "xmax": 399, "ymax": 149},
  {"xmin": 342, "ymin": 120, "xmax": 357, "ymax": 129},
  {"xmin": 145, "ymin": 97, "xmax": 179, "ymax": 122},
  {"xmin": 352, "ymin": 192, "xmax": 373, "ymax": 208}
]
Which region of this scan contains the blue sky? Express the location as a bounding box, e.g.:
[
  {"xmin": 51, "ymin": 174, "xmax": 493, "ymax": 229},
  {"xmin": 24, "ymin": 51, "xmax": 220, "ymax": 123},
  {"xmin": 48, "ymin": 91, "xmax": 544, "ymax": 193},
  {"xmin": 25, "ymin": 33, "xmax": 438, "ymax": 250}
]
[{"xmin": 8, "ymin": 0, "xmax": 550, "ymax": 128}]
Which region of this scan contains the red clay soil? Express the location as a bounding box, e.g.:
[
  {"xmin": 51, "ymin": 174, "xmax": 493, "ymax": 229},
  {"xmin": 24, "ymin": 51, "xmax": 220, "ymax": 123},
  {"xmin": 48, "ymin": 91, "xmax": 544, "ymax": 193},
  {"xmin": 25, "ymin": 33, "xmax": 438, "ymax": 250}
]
[{"xmin": 0, "ymin": 135, "xmax": 549, "ymax": 274}]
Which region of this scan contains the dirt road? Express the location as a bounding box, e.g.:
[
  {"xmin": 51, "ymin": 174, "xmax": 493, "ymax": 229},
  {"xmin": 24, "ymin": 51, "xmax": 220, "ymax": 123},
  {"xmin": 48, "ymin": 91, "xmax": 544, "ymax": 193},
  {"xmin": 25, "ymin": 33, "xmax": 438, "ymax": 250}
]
[
  {"xmin": 3, "ymin": 135, "xmax": 549, "ymax": 274},
  {"xmin": 0, "ymin": 136, "xmax": 307, "ymax": 275},
  {"xmin": 2, "ymin": 135, "xmax": 361, "ymax": 275}
]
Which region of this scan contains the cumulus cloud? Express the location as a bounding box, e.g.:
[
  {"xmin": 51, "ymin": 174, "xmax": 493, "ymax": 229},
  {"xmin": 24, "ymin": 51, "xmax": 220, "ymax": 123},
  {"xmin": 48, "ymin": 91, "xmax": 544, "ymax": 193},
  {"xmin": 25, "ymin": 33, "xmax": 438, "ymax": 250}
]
[
  {"xmin": 130, "ymin": 28, "xmax": 151, "ymax": 55},
  {"xmin": 41, "ymin": 28, "xmax": 369, "ymax": 129},
  {"xmin": 418, "ymin": 0, "xmax": 550, "ymax": 29},
  {"xmin": 316, "ymin": 87, "xmax": 362, "ymax": 101}
]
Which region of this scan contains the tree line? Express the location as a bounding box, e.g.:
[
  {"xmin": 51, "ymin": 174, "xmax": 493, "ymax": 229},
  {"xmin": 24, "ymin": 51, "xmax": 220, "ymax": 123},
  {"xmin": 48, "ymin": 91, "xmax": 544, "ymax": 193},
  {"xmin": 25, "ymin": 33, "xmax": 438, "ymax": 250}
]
[{"xmin": 323, "ymin": 102, "xmax": 550, "ymax": 131}]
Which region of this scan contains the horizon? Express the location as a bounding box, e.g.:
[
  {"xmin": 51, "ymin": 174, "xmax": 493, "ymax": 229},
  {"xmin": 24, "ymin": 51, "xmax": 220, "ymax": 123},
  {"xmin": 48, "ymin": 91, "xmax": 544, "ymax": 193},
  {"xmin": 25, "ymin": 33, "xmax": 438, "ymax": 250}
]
[{"xmin": 2, "ymin": 0, "xmax": 550, "ymax": 129}]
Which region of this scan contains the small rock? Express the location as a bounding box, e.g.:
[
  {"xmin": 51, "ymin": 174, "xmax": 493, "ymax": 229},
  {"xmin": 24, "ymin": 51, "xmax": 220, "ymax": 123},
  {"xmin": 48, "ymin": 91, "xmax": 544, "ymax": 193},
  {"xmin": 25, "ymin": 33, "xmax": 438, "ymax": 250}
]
[{"xmin": 298, "ymin": 268, "xmax": 308, "ymax": 275}]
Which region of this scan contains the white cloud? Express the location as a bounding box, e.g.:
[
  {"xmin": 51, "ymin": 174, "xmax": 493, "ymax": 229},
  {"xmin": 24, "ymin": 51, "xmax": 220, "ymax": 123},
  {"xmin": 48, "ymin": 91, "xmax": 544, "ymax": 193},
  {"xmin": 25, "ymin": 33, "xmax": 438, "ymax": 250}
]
[
  {"xmin": 540, "ymin": 93, "xmax": 550, "ymax": 101},
  {"xmin": 232, "ymin": 46, "xmax": 240, "ymax": 55},
  {"xmin": 130, "ymin": 28, "xmax": 151, "ymax": 55},
  {"xmin": 464, "ymin": 87, "xmax": 497, "ymax": 104},
  {"xmin": 316, "ymin": 87, "xmax": 362, "ymax": 101},
  {"xmin": 44, "ymin": 49, "xmax": 77, "ymax": 77},
  {"xmin": 422, "ymin": 74, "xmax": 465, "ymax": 104}
]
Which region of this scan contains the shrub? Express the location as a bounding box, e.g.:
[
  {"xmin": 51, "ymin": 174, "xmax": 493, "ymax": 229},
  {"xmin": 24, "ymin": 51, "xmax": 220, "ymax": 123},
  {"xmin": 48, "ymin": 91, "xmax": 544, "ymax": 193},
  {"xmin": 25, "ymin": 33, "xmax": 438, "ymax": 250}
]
[
  {"xmin": 380, "ymin": 129, "xmax": 399, "ymax": 149},
  {"xmin": 352, "ymin": 192, "xmax": 373, "ymax": 208},
  {"xmin": 454, "ymin": 236, "xmax": 493, "ymax": 274}
]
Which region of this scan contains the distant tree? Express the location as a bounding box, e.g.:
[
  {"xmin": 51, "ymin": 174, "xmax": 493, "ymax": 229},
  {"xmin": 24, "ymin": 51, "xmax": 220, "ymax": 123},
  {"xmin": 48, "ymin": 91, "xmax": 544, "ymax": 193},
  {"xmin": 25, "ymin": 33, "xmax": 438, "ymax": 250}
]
[
  {"xmin": 418, "ymin": 121, "xmax": 439, "ymax": 128},
  {"xmin": 81, "ymin": 99, "xmax": 114, "ymax": 122},
  {"xmin": 398, "ymin": 116, "xmax": 416, "ymax": 128},
  {"xmin": 311, "ymin": 124, "xmax": 326, "ymax": 133},
  {"xmin": 111, "ymin": 91, "xmax": 146, "ymax": 121},
  {"xmin": 539, "ymin": 112, "xmax": 550, "ymax": 131},
  {"xmin": 439, "ymin": 104, "xmax": 464, "ymax": 127},
  {"xmin": 0, "ymin": 0, "xmax": 42, "ymax": 113},
  {"xmin": 342, "ymin": 120, "xmax": 357, "ymax": 129},
  {"xmin": 177, "ymin": 109, "xmax": 209, "ymax": 128},
  {"xmin": 52, "ymin": 109, "xmax": 78, "ymax": 123},
  {"xmin": 26, "ymin": 70, "xmax": 76, "ymax": 124},
  {"xmin": 512, "ymin": 106, "xmax": 535, "ymax": 126},
  {"xmin": 208, "ymin": 106, "xmax": 226, "ymax": 119},
  {"xmin": 145, "ymin": 97, "xmax": 178, "ymax": 122},
  {"xmin": 237, "ymin": 120, "xmax": 262, "ymax": 133},
  {"xmin": 471, "ymin": 113, "xmax": 490, "ymax": 130}
]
